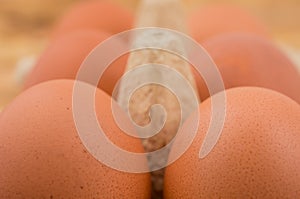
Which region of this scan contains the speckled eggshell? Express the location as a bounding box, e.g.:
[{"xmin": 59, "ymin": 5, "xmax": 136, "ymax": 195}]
[
  {"xmin": 165, "ymin": 87, "xmax": 300, "ymax": 198},
  {"xmin": 192, "ymin": 33, "xmax": 300, "ymax": 103},
  {"xmin": 0, "ymin": 80, "xmax": 151, "ymax": 198},
  {"xmin": 188, "ymin": 4, "xmax": 269, "ymax": 43},
  {"xmin": 24, "ymin": 30, "xmax": 128, "ymax": 96},
  {"xmin": 52, "ymin": 0, "xmax": 134, "ymax": 38}
]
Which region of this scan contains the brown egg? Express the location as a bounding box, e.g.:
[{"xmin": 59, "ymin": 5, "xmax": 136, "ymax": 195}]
[
  {"xmin": 52, "ymin": 0, "xmax": 134, "ymax": 38},
  {"xmin": 192, "ymin": 33, "xmax": 300, "ymax": 103},
  {"xmin": 24, "ymin": 30, "xmax": 128, "ymax": 96},
  {"xmin": 165, "ymin": 87, "xmax": 300, "ymax": 198},
  {"xmin": 0, "ymin": 80, "xmax": 150, "ymax": 198},
  {"xmin": 188, "ymin": 5, "xmax": 269, "ymax": 43}
]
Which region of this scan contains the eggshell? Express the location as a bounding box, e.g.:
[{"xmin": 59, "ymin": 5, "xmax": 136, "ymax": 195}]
[
  {"xmin": 188, "ymin": 5, "xmax": 269, "ymax": 43},
  {"xmin": 192, "ymin": 33, "xmax": 300, "ymax": 103},
  {"xmin": 24, "ymin": 30, "xmax": 128, "ymax": 96},
  {"xmin": 165, "ymin": 87, "xmax": 300, "ymax": 198},
  {"xmin": 52, "ymin": 0, "xmax": 134, "ymax": 38},
  {"xmin": 0, "ymin": 80, "xmax": 150, "ymax": 198}
]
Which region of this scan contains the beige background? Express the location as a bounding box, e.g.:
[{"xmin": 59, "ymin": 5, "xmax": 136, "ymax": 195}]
[{"xmin": 0, "ymin": 0, "xmax": 300, "ymax": 109}]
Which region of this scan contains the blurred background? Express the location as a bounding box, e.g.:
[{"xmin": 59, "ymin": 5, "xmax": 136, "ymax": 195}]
[{"xmin": 0, "ymin": 0, "xmax": 300, "ymax": 109}]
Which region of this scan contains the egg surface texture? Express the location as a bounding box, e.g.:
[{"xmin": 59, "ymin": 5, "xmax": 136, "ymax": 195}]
[
  {"xmin": 165, "ymin": 87, "xmax": 300, "ymax": 198},
  {"xmin": 0, "ymin": 80, "xmax": 151, "ymax": 198}
]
